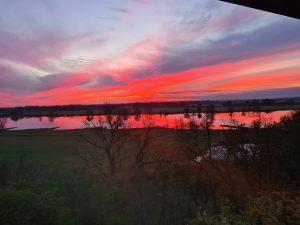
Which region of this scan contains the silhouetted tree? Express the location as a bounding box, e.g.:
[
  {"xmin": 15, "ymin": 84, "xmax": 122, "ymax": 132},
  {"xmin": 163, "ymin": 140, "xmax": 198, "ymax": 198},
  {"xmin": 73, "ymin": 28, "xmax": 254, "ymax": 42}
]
[
  {"xmin": 79, "ymin": 103, "xmax": 130, "ymax": 177},
  {"xmin": 200, "ymin": 112, "xmax": 215, "ymax": 159},
  {"xmin": 133, "ymin": 108, "xmax": 142, "ymax": 121},
  {"xmin": 133, "ymin": 115, "xmax": 156, "ymax": 167}
]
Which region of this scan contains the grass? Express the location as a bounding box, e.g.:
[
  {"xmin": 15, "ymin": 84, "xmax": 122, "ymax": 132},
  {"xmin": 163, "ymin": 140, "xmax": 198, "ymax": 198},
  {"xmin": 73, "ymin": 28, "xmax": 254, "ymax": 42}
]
[
  {"xmin": 1, "ymin": 125, "xmax": 298, "ymax": 225},
  {"xmin": 0, "ymin": 130, "xmax": 80, "ymax": 163},
  {"xmin": 0, "ymin": 128, "xmax": 200, "ymax": 225},
  {"xmin": 0, "ymin": 128, "xmax": 223, "ymax": 164}
]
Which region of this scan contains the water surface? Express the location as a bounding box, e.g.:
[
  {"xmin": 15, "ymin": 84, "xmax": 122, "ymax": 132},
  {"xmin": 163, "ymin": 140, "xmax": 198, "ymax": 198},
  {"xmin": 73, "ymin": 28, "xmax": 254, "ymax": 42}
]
[{"xmin": 1, "ymin": 111, "xmax": 293, "ymax": 130}]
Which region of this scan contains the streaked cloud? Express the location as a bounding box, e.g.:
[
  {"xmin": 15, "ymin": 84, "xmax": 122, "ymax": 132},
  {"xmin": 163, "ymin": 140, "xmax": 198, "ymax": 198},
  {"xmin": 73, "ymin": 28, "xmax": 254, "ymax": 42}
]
[{"xmin": 0, "ymin": 0, "xmax": 299, "ymax": 106}]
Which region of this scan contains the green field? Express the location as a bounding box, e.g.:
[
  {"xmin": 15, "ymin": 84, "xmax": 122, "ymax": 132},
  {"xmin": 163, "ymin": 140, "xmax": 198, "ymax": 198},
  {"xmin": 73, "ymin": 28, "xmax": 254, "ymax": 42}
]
[{"xmin": 0, "ymin": 128, "xmax": 225, "ymax": 163}]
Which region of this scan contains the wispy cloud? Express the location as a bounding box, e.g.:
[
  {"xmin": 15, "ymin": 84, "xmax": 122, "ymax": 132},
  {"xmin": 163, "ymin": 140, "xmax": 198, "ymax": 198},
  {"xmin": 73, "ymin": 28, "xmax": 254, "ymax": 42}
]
[
  {"xmin": 0, "ymin": 0, "xmax": 300, "ymax": 106},
  {"xmin": 109, "ymin": 7, "xmax": 130, "ymax": 14}
]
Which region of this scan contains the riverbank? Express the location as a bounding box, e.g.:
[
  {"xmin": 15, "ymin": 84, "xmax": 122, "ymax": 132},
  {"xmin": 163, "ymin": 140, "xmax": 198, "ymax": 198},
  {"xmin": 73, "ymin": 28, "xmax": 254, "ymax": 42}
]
[
  {"xmin": 0, "ymin": 110, "xmax": 294, "ymax": 130},
  {"xmin": 1, "ymin": 101, "xmax": 299, "ymax": 118}
]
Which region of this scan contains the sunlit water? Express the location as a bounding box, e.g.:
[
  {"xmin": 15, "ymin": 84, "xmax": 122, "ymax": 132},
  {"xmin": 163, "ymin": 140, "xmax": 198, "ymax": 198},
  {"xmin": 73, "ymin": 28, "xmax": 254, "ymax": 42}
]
[{"xmin": 0, "ymin": 111, "xmax": 294, "ymax": 130}]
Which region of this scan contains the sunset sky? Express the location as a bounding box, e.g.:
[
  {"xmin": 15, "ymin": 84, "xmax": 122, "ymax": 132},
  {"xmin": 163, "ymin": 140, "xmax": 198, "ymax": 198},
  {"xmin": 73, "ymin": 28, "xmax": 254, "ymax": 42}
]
[{"xmin": 0, "ymin": 0, "xmax": 300, "ymax": 106}]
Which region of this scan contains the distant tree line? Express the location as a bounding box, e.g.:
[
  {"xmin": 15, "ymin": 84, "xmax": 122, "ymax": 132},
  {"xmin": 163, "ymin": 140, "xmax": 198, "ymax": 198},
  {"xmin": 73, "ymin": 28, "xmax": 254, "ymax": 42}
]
[{"xmin": 0, "ymin": 98, "xmax": 298, "ymax": 119}]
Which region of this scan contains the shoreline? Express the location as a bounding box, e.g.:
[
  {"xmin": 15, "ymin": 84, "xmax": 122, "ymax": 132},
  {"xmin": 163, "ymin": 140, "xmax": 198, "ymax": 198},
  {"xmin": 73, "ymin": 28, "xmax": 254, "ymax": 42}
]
[{"xmin": 0, "ymin": 104, "xmax": 299, "ymax": 118}]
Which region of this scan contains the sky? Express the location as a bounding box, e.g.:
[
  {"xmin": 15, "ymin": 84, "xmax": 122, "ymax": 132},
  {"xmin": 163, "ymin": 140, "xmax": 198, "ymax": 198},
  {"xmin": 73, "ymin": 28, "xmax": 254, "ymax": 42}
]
[{"xmin": 0, "ymin": 0, "xmax": 300, "ymax": 107}]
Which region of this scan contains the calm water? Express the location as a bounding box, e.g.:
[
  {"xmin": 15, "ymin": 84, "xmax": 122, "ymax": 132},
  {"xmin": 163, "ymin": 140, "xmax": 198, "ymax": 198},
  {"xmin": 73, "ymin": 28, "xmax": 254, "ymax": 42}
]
[{"xmin": 1, "ymin": 111, "xmax": 294, "ymax": 130}]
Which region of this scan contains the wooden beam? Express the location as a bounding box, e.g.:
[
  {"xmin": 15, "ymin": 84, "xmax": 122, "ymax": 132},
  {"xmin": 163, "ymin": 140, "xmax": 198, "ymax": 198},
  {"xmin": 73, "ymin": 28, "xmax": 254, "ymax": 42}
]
[{"xmin": 220, "ymin": 0, "xmax": 300, "ymax": 20}]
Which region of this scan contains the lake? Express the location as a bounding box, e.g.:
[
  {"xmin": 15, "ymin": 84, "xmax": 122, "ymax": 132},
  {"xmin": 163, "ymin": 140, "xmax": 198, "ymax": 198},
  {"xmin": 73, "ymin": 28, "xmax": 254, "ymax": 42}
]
[{"xmin": 0, "ymin": 110, "xmax": 294, "ymax": 130}]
